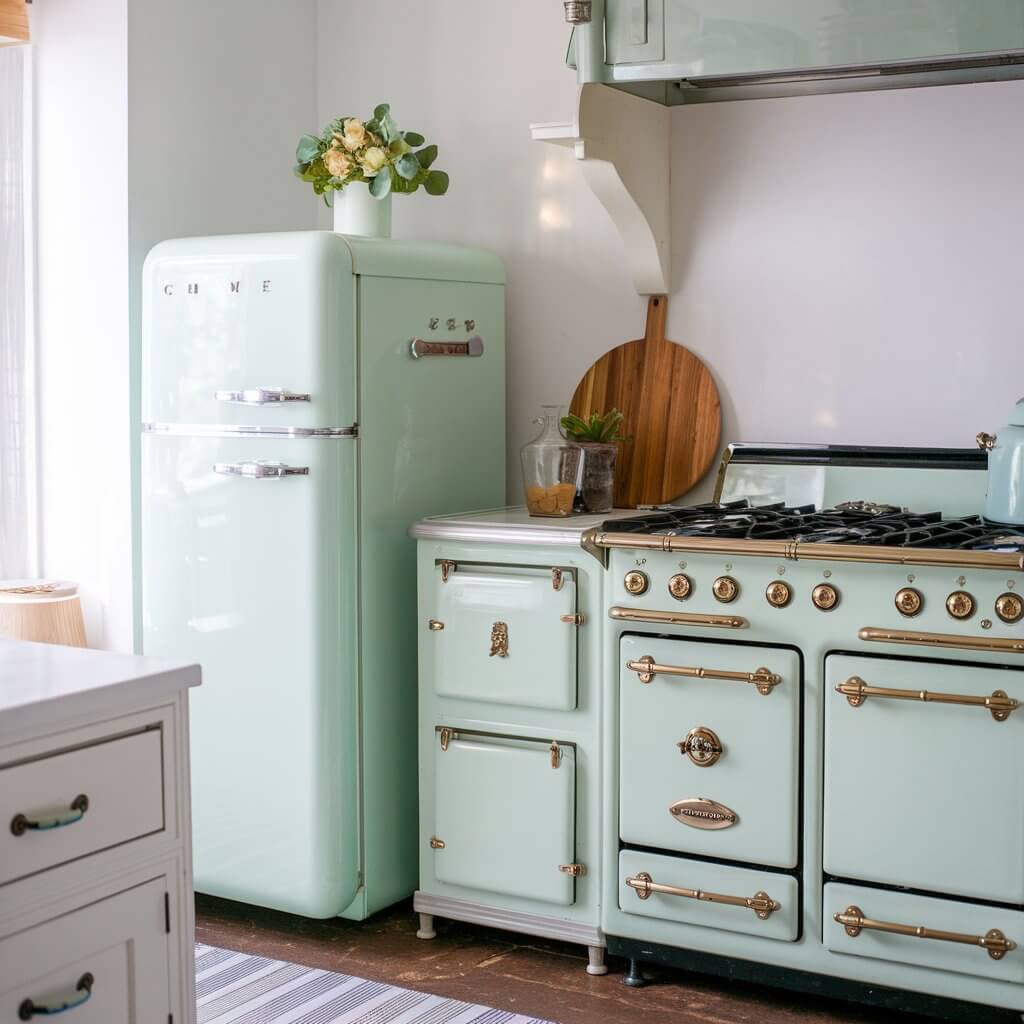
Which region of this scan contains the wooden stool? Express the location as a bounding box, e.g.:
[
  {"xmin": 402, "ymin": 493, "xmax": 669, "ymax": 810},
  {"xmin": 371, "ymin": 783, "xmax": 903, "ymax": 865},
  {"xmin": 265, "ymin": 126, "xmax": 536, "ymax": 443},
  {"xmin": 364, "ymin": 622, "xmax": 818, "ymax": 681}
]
[{"xmin": 0, "ymin": 581, "xmax": 87, "ymax": 647}]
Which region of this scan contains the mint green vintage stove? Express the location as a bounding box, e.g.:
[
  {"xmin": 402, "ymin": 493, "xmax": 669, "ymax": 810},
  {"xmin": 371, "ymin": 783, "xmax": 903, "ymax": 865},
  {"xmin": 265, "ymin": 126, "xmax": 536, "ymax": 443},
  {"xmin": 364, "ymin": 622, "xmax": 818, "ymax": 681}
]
[
  {"xmin": 140, "ymin": 231, "xmax": 505, "ymax": 920},
  {"xmin": 415, "ymin": 446, "xmax": 1024, "ymax": 1021}
]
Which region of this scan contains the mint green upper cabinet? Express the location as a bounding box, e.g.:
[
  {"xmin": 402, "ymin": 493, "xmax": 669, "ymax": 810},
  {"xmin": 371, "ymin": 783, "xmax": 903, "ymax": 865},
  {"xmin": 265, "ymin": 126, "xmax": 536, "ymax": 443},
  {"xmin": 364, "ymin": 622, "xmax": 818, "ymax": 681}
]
[{"xmin": 605, "ymin": 1, "xmax": 1024, "ymax": 77}]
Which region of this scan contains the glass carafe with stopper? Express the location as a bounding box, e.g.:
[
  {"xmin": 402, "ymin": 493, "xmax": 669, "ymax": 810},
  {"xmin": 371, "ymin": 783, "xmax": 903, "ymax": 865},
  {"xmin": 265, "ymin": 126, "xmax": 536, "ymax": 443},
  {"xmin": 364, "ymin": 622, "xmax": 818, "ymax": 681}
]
[{"xmin": 520, "ymin": 406, "xmax": 581, "ymax": 517}]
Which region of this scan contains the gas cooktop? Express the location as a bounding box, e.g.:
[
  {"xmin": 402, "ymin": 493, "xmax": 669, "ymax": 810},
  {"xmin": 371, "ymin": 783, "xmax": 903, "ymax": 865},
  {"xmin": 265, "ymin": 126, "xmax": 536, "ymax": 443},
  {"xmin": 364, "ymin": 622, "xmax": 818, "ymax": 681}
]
[{"xmin": 603, "ymin": 500, "xmax": 1024, "ymax": 553}]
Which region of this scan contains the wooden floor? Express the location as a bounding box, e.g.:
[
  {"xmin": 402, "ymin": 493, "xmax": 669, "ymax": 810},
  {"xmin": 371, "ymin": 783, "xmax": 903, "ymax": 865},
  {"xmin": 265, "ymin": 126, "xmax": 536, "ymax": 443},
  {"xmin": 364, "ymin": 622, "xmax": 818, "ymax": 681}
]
[{"xmin": 196, "ymin": 896, "xmax": 934, "ymax": 1024}]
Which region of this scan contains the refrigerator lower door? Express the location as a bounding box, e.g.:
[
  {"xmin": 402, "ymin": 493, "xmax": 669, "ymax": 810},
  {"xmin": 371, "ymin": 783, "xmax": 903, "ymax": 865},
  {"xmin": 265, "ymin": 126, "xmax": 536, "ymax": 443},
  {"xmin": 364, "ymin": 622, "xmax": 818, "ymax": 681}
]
[{"xmin": 141, "ymin": 433, "xmax": 359, "ymax": 917}]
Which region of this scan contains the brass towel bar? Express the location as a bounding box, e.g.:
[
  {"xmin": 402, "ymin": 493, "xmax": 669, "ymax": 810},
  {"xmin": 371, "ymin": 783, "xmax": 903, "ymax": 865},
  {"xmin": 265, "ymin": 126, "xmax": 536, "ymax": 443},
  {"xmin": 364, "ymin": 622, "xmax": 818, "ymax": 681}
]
[
  {"xmin": 609, "ymin": 607, "xmax": 747, "ymax": 629},
  {"xmin": 835, "ymin": 905, "xmax": 1017, "ymax": 961},
  {"xmin": 627, "ymin": 656, "xmax": 781, "ymax": 695},
  {"xmin": 836, "ymin": 676, "xmax": 1019, "ymax": 722},
  {"xmin": 859, "ymin": 626, "xmax": 1024, "ymax": 655},
  {"xmin": 626, "ymin": 872, "xmax": 780, "ymax": 920}
]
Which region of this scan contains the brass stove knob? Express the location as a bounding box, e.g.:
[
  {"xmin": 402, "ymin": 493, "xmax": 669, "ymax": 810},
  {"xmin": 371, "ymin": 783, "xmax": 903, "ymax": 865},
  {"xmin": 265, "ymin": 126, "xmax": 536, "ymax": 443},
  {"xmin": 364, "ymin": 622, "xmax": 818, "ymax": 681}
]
[
  {"xmin": 894, "ymin": 587, "xmax": 924, "ymax": 618},
  {"xmin": 995, "ymin": 592, "xmax": 1024, "ymax": 624},
  {"xmin": 946, "ymin": 590, "xmax": 976, "ymax": 620},
  {"xmin": 712, "ymin": 576, "xmax": 739, "ymax": 604},
  {"xmin": 668, "ymin": 573, "xmax": 692, "ymax": 601},
  {"xmin": 624, "ymin": 570, "xmax": 649, "ymax": 596},
  {"xmin": 765, "ymin": 580, "xmax": 792, "ymax": 608},
  {"xmin": 812, "ymin": 583, "xmax": 840, "ymax": 611}
]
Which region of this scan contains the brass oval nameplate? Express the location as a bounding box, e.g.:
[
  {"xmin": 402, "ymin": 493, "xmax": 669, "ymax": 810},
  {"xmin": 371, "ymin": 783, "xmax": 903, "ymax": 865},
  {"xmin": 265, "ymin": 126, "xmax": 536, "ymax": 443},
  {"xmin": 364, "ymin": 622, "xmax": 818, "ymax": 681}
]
[{"xmin": 669, "ymin": 797, "xmax": 738, "ymax": 830}]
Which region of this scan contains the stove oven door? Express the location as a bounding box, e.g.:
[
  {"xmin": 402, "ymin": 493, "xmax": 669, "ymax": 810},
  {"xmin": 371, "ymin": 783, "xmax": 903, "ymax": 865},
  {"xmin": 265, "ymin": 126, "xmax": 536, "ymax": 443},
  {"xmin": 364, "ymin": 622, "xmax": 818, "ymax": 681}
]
[
  {"xmin": 430, "ymin": 563, "xmax": 578, "ymax": 711},
  {"xmin": 431, "ymin": 730, "xmax": 577, "ymax": 906},
  {"xmin": 825, "ymin": 654, "xmax": 1024, "ymax": 903},
  {"xmin": 620, "ymin": 635, "xmax": 801, "ymax": 869}
]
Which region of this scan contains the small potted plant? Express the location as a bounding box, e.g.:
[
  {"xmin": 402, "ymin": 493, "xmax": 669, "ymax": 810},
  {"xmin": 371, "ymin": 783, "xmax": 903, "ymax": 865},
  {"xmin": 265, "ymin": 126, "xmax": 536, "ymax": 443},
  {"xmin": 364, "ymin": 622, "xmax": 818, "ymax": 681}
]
[
  {"xmin": 294, "ymin": 103, "xmax": 449, "ymax": 239},
  {"xmin": 560, "ymin": 410, "xmax": 628, "ymax": 513}
]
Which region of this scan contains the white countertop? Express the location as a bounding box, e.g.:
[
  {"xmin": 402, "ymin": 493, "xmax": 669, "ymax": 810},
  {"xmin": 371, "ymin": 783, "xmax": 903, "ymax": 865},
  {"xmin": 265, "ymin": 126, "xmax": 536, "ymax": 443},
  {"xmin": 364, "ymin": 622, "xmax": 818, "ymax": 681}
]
[
  {"xmin": 410, "ymin": 505, "xmax": 641, "ymax": 546},
  {"xmin": 0, "ymin": 639, "xmax": 200, "ymax": 737}
]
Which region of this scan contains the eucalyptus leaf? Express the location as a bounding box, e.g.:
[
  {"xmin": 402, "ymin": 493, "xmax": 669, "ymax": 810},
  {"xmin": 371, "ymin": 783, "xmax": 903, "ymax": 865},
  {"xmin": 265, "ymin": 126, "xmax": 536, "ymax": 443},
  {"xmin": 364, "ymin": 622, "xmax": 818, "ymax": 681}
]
[
  {"xmin": 373, "ymin": 103, "xmax": 390, "ymax": 121},
  {"xmin": 369, "ymin": 171, "xmax": 391, "ymax": 199},
  {"xmin": 295, "ymin": 134, "xmax": 322, "ymax": 164},
  {"xmin": 416, "ymin": 144, "xmax": 438, "ymax": 169},
  {"xmin": 403, "ymin": 131, "xmax": 425, "ymax": 146},
  {"xmin": 395, "ymin": 154, "xmax": 421, "ymax": 181},
  {"xmin": 424, "ymin": 170, "xmax": 449, "ymax": 196}
]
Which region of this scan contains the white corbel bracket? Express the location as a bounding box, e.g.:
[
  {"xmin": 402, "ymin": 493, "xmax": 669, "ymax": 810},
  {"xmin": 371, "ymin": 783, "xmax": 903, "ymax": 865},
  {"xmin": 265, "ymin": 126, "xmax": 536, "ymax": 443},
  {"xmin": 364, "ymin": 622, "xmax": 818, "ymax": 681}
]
[{"xmin": 531, "ymin": 83, "xmax": 670, "ymax": 295}]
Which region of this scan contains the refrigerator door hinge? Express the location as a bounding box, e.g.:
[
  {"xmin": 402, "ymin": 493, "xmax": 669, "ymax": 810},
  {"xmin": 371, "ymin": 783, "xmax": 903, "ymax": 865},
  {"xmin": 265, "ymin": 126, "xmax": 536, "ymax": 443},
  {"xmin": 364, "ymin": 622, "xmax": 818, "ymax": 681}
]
[
  {"xmin": 550, "ymin": 741, "xmax": 561, "ymax": 768},
  {"xmin": 430, "ymin": 837, "xmax": 446, "ymax": 849},
  {"xmin": 428, "ymin": 619, "xmax": 445, "ymax": 631},
  {"xmin": 559, "ymin": 863, "xmax": 586, "ymax": 877},
  {"xmin": 439, "ymin": 727, "xmax": 452, "ymax": 751},
  {"xmin": 561, "ymin": 613, "xmax": 585, "ymax": 626},
  {"xmin": 164, "ymin": 892, "xmax": 171, "ymax": 934},
  {"xmin": 440, "ymin": 560, "xmax": 456, "ymax": 583}
]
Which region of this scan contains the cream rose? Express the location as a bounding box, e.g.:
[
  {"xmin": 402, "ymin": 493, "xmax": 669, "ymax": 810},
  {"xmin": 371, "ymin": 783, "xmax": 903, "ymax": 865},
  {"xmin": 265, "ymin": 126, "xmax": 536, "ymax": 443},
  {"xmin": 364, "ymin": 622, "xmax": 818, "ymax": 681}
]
[
  {"xmin": 359, "ymin": 146, "xmax": 387, "ymax": 176},
  {"xmin": 323, "ymin": 148, "xmax": 352, "ymax": 178},
  {"xmin": 341, "ymin": 118, "xmax": 368, "ymax": 151}
]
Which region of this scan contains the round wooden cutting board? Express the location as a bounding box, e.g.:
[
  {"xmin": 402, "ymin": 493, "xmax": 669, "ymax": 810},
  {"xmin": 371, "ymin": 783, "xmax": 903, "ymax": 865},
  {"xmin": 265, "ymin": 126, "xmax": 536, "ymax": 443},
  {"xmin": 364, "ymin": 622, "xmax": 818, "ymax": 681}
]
[{"xmin": 569, "ymin": 295, "xmax": 721, "ymax": 508}]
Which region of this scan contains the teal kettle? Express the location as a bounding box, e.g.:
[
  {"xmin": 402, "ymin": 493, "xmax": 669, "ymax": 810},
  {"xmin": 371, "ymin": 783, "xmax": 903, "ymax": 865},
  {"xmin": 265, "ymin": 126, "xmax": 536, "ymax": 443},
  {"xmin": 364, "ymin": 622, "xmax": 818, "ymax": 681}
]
[{"xmin": 977, "ymin": 398, "xmax": 1024, "ymax": 524}]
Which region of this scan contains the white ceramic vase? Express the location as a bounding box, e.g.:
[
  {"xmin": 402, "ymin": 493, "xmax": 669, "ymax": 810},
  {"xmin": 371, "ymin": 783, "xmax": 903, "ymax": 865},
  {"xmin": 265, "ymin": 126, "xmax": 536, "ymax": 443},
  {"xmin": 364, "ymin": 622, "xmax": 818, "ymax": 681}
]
[{"xmin": 331, "ymin": 184, "xmax": 392, "ymax": 238}]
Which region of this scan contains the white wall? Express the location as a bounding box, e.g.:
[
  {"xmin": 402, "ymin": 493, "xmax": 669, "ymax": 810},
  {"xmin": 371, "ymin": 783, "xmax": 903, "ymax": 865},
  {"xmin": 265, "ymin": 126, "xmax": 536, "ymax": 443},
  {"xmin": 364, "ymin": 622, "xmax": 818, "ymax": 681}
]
[
  {"xmin": 33, "ymin": 0, "xmax": 317, "ymax": 651},
  {"xmin": 317, "ymin": 0, "xmax": 1024, "ymax": 503}
]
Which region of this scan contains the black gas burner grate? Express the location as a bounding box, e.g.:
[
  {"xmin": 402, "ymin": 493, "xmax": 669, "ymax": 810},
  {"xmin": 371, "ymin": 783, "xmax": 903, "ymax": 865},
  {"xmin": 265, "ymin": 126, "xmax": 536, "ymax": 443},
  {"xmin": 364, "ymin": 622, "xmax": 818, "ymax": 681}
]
[{"xmin": 603, "ymin": 501, "xmax": 1024, "ymax": 553}]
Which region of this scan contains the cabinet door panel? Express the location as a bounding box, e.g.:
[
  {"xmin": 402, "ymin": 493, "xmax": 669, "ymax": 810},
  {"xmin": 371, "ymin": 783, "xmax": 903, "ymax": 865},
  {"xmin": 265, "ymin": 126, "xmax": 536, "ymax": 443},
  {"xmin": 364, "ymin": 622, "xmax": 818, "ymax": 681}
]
[
  {"xmin": 433, "ymin": 567, "xmax": 577, "ymax": 710},
  {"xmin": 433, "ymin": 734, "xmax": 575, "ymax": 905}
]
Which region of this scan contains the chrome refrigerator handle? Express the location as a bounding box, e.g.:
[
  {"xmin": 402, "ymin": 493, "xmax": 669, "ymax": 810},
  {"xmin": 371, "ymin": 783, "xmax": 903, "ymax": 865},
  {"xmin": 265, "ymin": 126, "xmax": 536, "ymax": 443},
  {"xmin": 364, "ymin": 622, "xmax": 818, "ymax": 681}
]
[
  {"xmin": 213, "ymin": 461, "xmax": 309, "ymax": 479},
  {"xmin": 214, "ymin": 387, "xmax": 311, "ymax": 405}
]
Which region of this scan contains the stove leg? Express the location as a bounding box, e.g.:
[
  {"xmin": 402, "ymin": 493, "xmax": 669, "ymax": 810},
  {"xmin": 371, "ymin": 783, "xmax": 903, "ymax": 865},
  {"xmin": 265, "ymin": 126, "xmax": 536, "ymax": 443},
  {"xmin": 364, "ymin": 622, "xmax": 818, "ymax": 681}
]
[
  {"xmin": 586, "ymin": 945, "xmax": 608, "ymax": 976},
  {"xmin": 623, "ymin": 958, "xmax": 648, "ymax": 988},
  {"xmin": 416, "ymin": 913, "xmax": 436, "ymax": 940}
]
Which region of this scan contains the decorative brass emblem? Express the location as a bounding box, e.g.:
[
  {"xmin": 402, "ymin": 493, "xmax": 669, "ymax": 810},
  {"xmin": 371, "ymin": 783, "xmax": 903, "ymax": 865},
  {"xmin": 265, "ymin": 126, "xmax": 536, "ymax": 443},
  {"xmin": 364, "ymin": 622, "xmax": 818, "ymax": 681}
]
[
  {"xmin": 765, "ymin": 580, "xmax": 792, "ymax": 608},
  {"xmin": 946, "ymin": 590, "xmax": 976, "ymax": 620},
  {"xmin": 551, "ymin": 567, "xmax": 565, "ymax": 592},
  {"xmin": 669, "ymin": 797, "xmax": 737, "ymax": 830},
  {"xmin": 489, "ymin": 622, "xmax": 509, "ymax": 658},
  {"xmin": 894, "ymin": 587, "xmax": 923, "ymax": 617},
  {"xmin": 996, "ymin": 592, "xmax": 1024, "ymax": 624},
  {"xmin": 668, "ymin": 573, "xmax": 692, "ymax": 600},
  {"xmin": 712, "ymin": 576, "xmax": 739, "ymax": 603},
  {"xmin": 812, "ymin": 583, "xmax": 840, "ymax": 611},
  {"xmin": 678, "ymin": 727, "xmax": 723, "ymax": 767},
  {"xmin": 439, "ymin": 559, "xmax": 455, "ymax": 583}
]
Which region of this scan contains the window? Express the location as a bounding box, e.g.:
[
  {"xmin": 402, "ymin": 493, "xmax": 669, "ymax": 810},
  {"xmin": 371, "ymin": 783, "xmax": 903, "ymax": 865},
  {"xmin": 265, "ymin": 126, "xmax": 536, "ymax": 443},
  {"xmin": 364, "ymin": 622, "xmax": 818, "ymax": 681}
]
[{"xmin": 0, "ymin": 43, "xmax": 34, "ymax": 578}]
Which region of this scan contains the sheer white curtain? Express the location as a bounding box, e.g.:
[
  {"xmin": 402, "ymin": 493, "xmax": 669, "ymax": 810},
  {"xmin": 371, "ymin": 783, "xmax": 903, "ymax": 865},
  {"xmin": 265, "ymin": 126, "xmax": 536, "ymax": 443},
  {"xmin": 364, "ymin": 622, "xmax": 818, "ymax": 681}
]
[{"xmin": 0, "ymin": 44, "xmax": 34, "ymax": 579}]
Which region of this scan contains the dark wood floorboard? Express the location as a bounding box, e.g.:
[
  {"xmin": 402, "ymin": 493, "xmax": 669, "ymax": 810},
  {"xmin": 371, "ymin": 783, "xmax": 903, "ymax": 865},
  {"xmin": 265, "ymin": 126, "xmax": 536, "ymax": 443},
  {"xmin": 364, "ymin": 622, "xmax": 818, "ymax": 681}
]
[{"xmin": 196, "ymin": 895, "xmax": 935, "ymax": 1024}]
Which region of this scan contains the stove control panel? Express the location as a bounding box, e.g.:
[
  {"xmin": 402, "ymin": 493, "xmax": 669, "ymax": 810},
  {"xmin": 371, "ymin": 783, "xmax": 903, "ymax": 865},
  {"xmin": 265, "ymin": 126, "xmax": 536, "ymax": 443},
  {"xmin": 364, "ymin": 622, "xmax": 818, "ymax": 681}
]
[
  {"xmin": 668, "ymin": 573, "xmax": 692, "ymax": 600},
  {"xmin": 945, "ymin": 590, "xmax": 975, "ymax": 620},
  {"xmin": 995, "ymin": 592, "xmax": 1024, "ymax": 624},
  {"xmin": 624, "ymin": 570, "xmax": 650, "ymax": 596},
  {"xmin": 765, "ymin": 580, "xmax": 792, "ymax": 608},
  {"xmin": 894, "ymin": 587, "xmax": 924, "ymax": 617},
  {"xmin": 812, "ymin": 583, "xmax": 840, "ymax": 611},
  {"xmin": 712, "ymin": 576, "xmax": 740, "ymax": 604}
]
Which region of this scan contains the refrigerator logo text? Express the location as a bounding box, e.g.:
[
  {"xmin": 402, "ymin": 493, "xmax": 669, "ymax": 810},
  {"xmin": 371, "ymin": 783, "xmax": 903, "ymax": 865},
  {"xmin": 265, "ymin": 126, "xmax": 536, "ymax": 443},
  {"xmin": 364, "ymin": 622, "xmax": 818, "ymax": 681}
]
[{"xmin": 162, "ymin": 280, "xmax": 272, "ymax": 296}]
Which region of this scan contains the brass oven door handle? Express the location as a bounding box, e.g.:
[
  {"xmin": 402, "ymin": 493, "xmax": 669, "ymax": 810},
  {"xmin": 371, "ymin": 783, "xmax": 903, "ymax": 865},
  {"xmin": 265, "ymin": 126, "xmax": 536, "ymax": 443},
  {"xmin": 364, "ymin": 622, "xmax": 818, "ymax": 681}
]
[
  {"xmin": 610, "ymin": 607, "xmax": 747, "ymax": 629},
  {"xmin": 627, "ymin": 656, "xmax": 781, "ymax": 695},
  {"xmin": 836, "ymin": 676, "xmax": 1019, "ymax": 722},
  {"xmin": 835, "ymin": 905, "xmax": 1016, "ymax": 961},
  {"xmin": 626, "ymin": 872, "xmax": 780, "ymax": 920}
]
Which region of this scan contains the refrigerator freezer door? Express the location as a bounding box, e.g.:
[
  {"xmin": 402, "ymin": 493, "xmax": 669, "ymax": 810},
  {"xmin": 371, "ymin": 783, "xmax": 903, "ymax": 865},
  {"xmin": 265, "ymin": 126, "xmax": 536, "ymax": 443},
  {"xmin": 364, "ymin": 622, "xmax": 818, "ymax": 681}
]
[
  {"xmin": 141, "ymin": 433, "xmax": 359, "ymax": 918},
  {"xmin": 141, "ymin": 233, "xmax": 356, "ymax": 430}
]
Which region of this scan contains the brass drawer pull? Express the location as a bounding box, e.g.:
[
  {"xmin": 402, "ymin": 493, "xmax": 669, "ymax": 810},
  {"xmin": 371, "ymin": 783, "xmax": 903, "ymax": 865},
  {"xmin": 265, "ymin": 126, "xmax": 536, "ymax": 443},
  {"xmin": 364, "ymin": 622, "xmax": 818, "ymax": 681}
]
[
  {"xmin": 626, "ymin": 872, "xmax": 780, "ymax": 920},
  {"xmin": 628, "ymin": 656, "xmax": 781, "ymax": 695},
  {"xmin": 610, "ymin": 607, "xmax": 747, "ymax": 629},
  {"xmin": 836, "ymin": 676, "xmax": 1019, "ymax": 722},
  {"xmin": 19, "ymin": 972, "xmax": 94, "ymax": 1019},
  {"xmin": 835, "ymin": 905, "xmax": 1017, "ymax": 961},
  {"xmin": 11, "ymin": 794, "xmax": 89, "ymax": 836},
  {"xmin": 859, "ymin": 626, "xmax": 1024, "ymax": 655}
]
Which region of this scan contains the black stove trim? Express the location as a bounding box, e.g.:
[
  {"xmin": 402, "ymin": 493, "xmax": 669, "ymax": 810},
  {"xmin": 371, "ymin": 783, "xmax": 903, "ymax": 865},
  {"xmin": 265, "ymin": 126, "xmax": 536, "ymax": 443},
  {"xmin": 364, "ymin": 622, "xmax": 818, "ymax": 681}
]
[
  {"xmin": 724, "ymin": 442, "xmax": 986, "ymax": 471},
  {"xmin": 607, "ymin": 934, "xmax": 1019, "ymax": 1023}
]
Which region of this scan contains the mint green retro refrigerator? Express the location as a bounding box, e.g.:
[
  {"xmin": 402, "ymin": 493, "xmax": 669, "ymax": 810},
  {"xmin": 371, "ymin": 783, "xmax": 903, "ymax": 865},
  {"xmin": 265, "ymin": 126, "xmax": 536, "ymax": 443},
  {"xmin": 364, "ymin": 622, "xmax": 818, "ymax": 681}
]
[{"xmin": 140, "ymin": 231, "xmax": 505, "ymax": 919}]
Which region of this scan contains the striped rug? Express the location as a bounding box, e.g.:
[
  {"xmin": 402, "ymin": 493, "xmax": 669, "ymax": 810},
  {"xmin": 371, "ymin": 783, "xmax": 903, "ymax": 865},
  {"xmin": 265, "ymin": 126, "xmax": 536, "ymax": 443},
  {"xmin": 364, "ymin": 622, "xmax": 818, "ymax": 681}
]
[{"xmin": 196, "ymin": 944, "xmax": 556, "ymax": 1024}]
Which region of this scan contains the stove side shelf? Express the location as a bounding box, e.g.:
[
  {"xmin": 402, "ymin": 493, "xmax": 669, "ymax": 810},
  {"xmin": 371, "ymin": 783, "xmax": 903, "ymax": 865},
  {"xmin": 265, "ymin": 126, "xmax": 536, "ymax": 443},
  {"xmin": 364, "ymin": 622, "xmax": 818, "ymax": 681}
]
[{"xmin": 530, "ymin": 83, "xmax": 670, "ymax": 296}]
